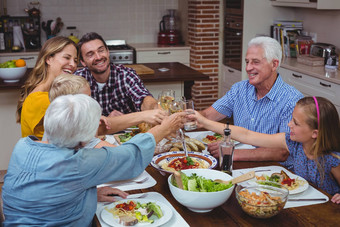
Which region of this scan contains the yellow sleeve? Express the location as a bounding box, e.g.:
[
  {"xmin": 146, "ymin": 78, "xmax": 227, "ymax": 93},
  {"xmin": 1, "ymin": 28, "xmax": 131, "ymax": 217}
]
[{"xmin": 21, "ymin": 92, "xmax": 50, "ymax": 140}]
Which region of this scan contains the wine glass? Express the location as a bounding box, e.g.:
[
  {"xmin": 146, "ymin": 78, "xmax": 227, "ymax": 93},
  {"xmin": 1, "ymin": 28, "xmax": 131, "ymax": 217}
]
[{"xmin": 158, "ymin": 89, "xmax": 175, "ymax": 111}]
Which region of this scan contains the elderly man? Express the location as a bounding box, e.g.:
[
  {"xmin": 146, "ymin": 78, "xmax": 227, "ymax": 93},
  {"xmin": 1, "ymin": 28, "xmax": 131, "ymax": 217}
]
[
  {"xmin": 74, "ymin": 32, "xmax": 158, "ymax": 117},
  {"xmin": 201, "ymin": 36, "xmax": 303, "ymax": 162}
]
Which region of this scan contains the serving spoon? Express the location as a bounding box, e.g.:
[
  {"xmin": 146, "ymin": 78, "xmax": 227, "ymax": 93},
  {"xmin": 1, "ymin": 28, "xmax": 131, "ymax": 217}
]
[{"xmin": 214, "ymin": 171, "xmax": 255, "ymax": 185}]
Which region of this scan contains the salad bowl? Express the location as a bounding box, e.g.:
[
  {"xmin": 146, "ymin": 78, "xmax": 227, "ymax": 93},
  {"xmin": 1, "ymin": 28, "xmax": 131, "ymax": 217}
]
[{"xmin": 168, "ymin": 169, "xmax": 234, "ymax": 213}]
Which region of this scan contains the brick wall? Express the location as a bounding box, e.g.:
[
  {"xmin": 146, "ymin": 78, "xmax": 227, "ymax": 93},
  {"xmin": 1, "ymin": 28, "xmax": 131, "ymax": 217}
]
[{"xmin": 188, "ymin": 0, "xmax": 220, "ymax": 110}]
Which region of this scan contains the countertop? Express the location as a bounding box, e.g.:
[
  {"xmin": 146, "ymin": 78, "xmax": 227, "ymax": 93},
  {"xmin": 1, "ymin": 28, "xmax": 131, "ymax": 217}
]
[
  {"xmin": 281, "ymin": 58, "xmax": 340, "ymax": 85},
  {"xmin": 0, "ymin": 62, "xmax": 208, "ymax": 90},
  {"xmin": 129, "ymin": 43, "xmax": 190, "ymax": 51},
  {"xmin": 0, "ymin": 49, "xmax": 40, "ymax": 56}
]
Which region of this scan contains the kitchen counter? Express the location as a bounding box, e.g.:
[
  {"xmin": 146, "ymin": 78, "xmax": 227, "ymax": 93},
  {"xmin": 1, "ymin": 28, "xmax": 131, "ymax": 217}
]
[
  {"xmin": 0, "ymin": 63, "xmax": 209, "ymax": 100},
  {"xmin": 129, "ymin": 43, "xmax": 190, "ymax": 51},
  {"xmin": 0, "ymin": 49, "xmax": 40, "ymax": 56},
  {"xmin": 281, "ymin": 58, "xmax": 340, "ymax": 85}
]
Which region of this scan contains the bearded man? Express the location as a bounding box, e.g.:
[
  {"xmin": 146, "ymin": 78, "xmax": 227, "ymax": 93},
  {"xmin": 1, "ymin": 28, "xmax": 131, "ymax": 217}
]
[{"xmin": 75, "ymin": 32, "xmax": 158, "ymax": 117}]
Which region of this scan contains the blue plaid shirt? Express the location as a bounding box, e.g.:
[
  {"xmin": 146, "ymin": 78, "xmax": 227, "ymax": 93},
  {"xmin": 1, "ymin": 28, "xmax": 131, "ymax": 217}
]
[
  {"xmin": 75, "ymin": 64, "xmax": 152, "ymax": 116},
  {"xmin": 212, "ymin": 74, "xmax": 303, "ymax": 134}
]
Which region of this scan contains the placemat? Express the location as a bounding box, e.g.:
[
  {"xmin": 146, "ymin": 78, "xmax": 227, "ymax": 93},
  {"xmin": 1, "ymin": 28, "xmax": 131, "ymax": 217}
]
[{"xmin": 96, "ymin": 192, "xmax": 189, "ymax": 227}]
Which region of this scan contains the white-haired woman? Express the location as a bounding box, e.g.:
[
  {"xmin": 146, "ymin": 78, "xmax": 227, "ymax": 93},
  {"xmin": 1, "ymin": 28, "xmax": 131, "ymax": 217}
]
[{"xmin": 3, "ymin": 94, "xmax": 185, "ymax": 226}]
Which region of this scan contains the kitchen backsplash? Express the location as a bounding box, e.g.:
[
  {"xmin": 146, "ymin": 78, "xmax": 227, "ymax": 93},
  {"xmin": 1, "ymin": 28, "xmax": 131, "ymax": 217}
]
[{"xmin": 6, "ymin": 0, "xmax": 178, "ymax": 43}]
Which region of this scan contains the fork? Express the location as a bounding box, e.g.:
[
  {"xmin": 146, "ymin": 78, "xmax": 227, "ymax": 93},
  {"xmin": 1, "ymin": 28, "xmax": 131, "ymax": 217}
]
[
  {"xmin": 106, "ymin": 176, "xmax": 149, "ymax": 188},
  {"xmin": 103, "ymin": 194, "xmax": 148, "ymax": 205}
]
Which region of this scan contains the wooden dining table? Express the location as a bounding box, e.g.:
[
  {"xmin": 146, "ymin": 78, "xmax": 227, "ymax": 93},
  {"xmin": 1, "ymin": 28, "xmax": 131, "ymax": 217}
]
[{"xmin": 93, "ymin": 162, "xmax": 339, "ymax": 227}]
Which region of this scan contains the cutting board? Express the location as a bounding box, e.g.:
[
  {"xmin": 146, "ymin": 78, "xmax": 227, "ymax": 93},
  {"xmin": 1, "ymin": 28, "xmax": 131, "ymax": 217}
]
[
  {"xmin": 297, "ymin": 55, "xmax": 324, "ymax": 66},
  {"xmin": 124, "ymin": 64, "xmax": 155, "ymax": 75}
]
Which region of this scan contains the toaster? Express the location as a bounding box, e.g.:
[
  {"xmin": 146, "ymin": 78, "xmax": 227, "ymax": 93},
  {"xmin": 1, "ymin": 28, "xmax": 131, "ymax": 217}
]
[{"xmin": 310, "ymin": 43, "xmax": 336, "ymax": 64}]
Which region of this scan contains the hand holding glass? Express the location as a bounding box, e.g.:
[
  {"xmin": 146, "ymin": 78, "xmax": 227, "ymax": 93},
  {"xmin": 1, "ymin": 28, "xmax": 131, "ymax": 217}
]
[
  {"xmin": 183, "ymin": 100, "xmax": 197, "ymax": 131},
  {"xmin": 158, "ymin": 89, "xmax": 175, "ymax": 111}
]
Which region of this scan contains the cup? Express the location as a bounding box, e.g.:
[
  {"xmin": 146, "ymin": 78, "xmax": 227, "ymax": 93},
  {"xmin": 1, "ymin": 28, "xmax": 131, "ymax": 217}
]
[
  {"xmin": 158, "ymin": 89, "xmax": 175, "ymax": 111},
  {"xmin": 183, "ymin": 100, "xmax": 197, "ymax": 131}
]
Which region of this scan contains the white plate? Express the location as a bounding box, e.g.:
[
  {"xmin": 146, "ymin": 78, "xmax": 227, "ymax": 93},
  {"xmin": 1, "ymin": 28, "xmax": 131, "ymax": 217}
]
[
  {"xmin": 101, "ymin": 199, "xmax": 173, "ymax": 227},
  {"xmin": 252, "ymin": 170, "xmax": 309, "ymax": 195},
  {"xmin": 151, "ymin": 151, "xmax": 217, "ymax": 174},
  {"xmin": 191, "ymin": 131, "xmax": 239, "ymax": 145}
]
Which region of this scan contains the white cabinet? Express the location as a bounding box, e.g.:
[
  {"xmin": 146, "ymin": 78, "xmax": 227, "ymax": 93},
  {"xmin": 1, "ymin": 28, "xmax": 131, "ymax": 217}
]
[
  {"xmin": 219, "ymin": 65, "xmax": 241, "ymax": 97},
  {"xmin": 271, "ymin": 0, "xmax": 340, "ymax": 9},
  {"xmin": 279, "ymin": 67, "xmax": 340, "ymax": 114},
  {"xmin": 136, "ymin": 49, "xmax": 190, "ymax": 66},
  {"xmin": 131, "ymin": 44, "xmax": 190, "ymax": 99}
]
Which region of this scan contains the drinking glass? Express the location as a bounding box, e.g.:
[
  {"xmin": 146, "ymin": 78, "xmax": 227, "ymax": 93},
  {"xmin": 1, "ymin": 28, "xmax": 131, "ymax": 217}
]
[
  {"xmin": 168, "ymin": 99, "xmax": 184, "ymax": 114},
  {"xmin": 158, "ymin": 89, "xmax": 175, "ymax": 111},
  {"xmin": 183, "ymin": 100, "xmax": 197, "ymax": 131}
]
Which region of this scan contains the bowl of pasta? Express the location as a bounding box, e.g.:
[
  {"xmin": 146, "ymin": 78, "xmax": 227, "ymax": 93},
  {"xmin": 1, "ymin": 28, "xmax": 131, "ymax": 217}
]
[
  {"xmin": 151, "ymin": 151, "xmax": 217, "ymax": 174},
  {"xmin": 235, "ymin": 183, "xmax": 289, "ymax": 219},
  {"xmin": 168, "ymin": 169, "xmax": 234, "ymax": 213}
]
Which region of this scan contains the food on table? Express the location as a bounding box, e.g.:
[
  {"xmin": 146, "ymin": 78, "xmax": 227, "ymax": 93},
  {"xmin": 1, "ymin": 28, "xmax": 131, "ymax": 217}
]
[
  {"xmin": 137, "ymin": 122, "xmax": 153, "ymax": 133},
  {"xmin": 161, "ymin": 156, "xmax": 209, "ymax": 172},
  {"xmin": 171, "ymin": 171, "xmax": 233, "ymax": 192},
  {"xmin": 256, "ymin": 170, "xmax": 306, "ymax": 191},
  {"xmin": 115, "ymin": 122, "xmax": 154, "ymax": 144},
  {"xmin": 202, "ymin": 133, "xmax": 223, "ymax": 144},
  {"xmin": 105, "ymin": 200, "xmax": 163, "ymax": 225},
  {"xmin": 118, "ymin": 132, "xmax": 134, "ymax": 143},
  {"xmin": 237, "ymin": 188, "xmax": 286, "ymax": 219},
  {"xmin": 156, "ymin": 136, "xmax": 206, "ymax": 154}
]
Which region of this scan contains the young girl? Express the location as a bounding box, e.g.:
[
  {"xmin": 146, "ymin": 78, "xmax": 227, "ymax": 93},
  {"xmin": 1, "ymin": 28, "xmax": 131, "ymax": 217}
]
[{"xmin": 196, "ymin": 96, "xmax": 340, "ymax": 204}]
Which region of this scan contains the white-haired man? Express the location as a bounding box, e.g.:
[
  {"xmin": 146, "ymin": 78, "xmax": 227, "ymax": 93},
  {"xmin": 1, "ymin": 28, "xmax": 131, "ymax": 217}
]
[{"xmin": 201, "ymin": 36, "xmax": 303, "ymax": 162}]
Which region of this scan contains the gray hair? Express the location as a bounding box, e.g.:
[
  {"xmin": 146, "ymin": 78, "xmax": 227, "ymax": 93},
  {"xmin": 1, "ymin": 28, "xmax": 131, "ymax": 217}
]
[
  {"xmin": 248, "ymin": 36, "xmax": 282, "ymax": 68},
  {"xmin": 44, "ymin": 94, "xmax": 102, "ymax": 148}
]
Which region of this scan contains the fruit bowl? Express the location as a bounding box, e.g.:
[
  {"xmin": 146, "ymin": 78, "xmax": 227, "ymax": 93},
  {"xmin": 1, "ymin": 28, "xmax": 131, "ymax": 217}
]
[
  {"xmin": 235, "ymin": 183, "xmax": 288, "ymax": 219},
  {"xmin": 0, "ymin": 66, "xmax": 27, "ymax": 83}
]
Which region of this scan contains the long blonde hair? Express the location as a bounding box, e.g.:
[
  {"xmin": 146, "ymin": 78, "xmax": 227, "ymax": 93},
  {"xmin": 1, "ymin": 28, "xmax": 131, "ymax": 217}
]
[
  {"xmin": 16, "ymin": 37, "xmax": 78, "ymax": 123},
  {"xmin": 297, "ymin": 97, "xmax": 340, "ymax": 182}
]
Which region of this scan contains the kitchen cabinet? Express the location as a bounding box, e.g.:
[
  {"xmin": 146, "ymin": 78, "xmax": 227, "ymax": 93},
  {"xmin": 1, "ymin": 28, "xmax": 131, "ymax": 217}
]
[
  {"xmin": 279, "ymin": 67, "xmax": 340, "ymax": 114},
  {"xmin": 271, "ymin": 0, "xmax": 340, "ymax": 9},
  {"xmin": 0, "ymin": 52, "xmax": 39, "ymax": 68},
  {"xmin": 135, "ymin": 49, "xmax": 190, "ymax": 66},
  {"xmin": 130, "ymin": 43, "xmax": 190, "ymax": 99},
  {"xmin": 220, "ymin": 65, "xmax": 242, "ymax": 97}
]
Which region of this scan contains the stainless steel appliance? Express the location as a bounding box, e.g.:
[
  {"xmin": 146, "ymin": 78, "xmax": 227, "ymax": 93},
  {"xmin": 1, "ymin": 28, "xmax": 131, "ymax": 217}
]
[
  {"xmin": 105, "ymin": 40, "xmax": 134, "ymax": 64},
  {"xmin": 310, "ymin": 42, "xmax": 336, "ymax": 64}
]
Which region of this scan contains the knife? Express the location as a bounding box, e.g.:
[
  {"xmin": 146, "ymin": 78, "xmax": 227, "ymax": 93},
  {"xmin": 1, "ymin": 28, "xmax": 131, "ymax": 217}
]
[{"xmin": 288, "ymin": 198, "xmax": 327, "ymax": 202}]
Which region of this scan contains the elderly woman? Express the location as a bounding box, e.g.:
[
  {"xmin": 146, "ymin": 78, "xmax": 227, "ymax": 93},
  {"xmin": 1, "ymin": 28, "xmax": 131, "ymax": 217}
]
[{"xmin": 2, "ymin": 94, "xmax": 185, "ymax": 226}]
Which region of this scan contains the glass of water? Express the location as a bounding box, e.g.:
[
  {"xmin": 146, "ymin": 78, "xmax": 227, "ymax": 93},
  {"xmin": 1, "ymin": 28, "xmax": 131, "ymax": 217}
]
[{"xmin": 183, "ymin": 100, "xmax": 197, "ymax": 131}]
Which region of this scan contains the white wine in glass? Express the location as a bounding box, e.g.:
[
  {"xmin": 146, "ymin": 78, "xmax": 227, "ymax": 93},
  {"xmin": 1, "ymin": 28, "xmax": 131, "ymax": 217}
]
[{"xmin": 158, "ymin": 89, "xmax": 175, "ymax": 111}]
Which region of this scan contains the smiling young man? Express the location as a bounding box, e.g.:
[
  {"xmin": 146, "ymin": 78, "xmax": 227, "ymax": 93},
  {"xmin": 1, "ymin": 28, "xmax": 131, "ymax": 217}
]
[
  {"xmin": 201, "ymin": 36, "xmax": 303, "ymax": 162},
  {"xmin": 74, "ymin": 32, "xmax": 158, "ymax": 117}
]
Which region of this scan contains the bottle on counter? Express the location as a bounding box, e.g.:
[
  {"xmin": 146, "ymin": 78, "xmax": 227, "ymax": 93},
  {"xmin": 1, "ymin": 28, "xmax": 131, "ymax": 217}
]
[{"xmin": 219, "ymin": 122, "xmax": 235, "ymax": 175}]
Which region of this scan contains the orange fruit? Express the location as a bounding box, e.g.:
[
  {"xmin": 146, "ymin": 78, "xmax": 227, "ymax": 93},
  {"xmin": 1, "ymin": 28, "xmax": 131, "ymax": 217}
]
[{"xmin": 15, "ymin": 59, "xmax": 26, "ymax": 67}]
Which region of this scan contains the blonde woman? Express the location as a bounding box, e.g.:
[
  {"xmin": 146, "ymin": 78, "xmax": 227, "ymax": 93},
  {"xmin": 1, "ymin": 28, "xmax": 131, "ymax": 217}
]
[{"xmin": 16, "ymin": 36, "xmax": 78, "ymax": 140}]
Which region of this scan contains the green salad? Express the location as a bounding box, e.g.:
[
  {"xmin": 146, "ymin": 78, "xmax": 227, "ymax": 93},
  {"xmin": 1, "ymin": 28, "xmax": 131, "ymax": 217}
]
[{"xmin": 172, "ymin": 172, "xmax": 233, "ymax": 192}]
